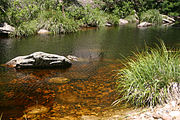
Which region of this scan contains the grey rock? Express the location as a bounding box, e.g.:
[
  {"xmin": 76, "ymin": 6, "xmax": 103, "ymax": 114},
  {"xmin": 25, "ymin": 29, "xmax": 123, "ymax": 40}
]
[
  {"xmin": 105, "ymin": 23, "xmax": 112, "ymax": 27},
  {"xmin": 119, "ymin": 19, "xmax": 129, "ymax": 25},
  {"xmin": 137, "ymin": 22, "xmax": 152, "ymax": 27},
  {"xmin": 162, "ymin": 14, "xmax": 175, "ymax": 24},
  {"xmin": 6, "ymin": 52, "xmax": 72, "ymax": 69},
  {"xmin": 0, "ymin": 22, "xmax": 15, "ymax": 34},
  {"xmin": 37, "ymin": 29, "xmax": 50, "ymax": 34}
]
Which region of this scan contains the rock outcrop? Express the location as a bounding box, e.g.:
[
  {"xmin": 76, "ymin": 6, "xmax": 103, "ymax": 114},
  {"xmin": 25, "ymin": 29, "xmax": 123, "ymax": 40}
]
[
  {"xmin": 0, "ymin": 23, "xmax": 15, "ymax": 34},
  {"xmin": 6, "ymin": 52, "xmax": 72, "ymax": 69}
]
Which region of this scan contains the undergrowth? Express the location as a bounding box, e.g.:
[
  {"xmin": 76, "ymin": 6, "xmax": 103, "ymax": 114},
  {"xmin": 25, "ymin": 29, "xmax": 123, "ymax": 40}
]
[
  {"xmin": 140, "ymin": 9, "xmax": 163, "ymax": 25},
  {"xmin": 113, "ymin": 42, "xmax": 180, "ymax": 107}
]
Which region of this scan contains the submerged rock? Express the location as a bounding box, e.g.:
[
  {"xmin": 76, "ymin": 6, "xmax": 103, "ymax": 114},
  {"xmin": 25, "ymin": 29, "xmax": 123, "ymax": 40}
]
[
  {"xmin": 137, "ymin": 22, "xmax": 152, "ymax": 27},
  {"xmin": 48, "ymin": 77, "xmax": 70, "ymax": 84},
  {"xmin": 25, "ymin": 105, "xmax": 49, "ymax": 114},
  {"xmin": 67, "ymin": 55, "xmax": 79, "ymax": 61},
  {"xmin": 6, "ymin": 52, "xmax": 72, "ymax": 69}
]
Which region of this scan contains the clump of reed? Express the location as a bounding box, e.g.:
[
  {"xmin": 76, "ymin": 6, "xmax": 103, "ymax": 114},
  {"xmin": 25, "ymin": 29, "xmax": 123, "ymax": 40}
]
[
  {"xmin": 113, "ymin": 42, "xmax": 180, "ymax": 107},
  {"xmin": 140, "ymin": 9, "xmax": 163, "ymax": 25}
]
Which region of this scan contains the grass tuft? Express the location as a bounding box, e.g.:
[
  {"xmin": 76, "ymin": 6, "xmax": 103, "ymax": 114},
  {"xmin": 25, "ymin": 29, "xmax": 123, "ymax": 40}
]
[
  {"xmin": 114, "ymin": 42, "xmax": 180, "ymax": 107},
  {"xmin": 140, "ymin": 9, "xmax": 163, "ymax": 25}
]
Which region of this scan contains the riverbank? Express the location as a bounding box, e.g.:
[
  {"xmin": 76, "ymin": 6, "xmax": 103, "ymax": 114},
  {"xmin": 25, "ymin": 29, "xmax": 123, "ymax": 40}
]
[{"xmin": 0, "ymin": 0, "xmax": 179, "ymax": 37}]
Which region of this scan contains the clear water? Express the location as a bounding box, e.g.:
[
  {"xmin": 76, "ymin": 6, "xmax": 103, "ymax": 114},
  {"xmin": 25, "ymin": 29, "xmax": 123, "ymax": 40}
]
[{"xmin": 0, "ymin": 25, "xmax": 179, "ymax": 119}]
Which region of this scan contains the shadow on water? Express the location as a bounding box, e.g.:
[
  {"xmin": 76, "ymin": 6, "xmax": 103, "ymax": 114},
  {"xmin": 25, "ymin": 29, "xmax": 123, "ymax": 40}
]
[{"xmin": 0, "ymin": 25, "xmax": 179, "ymax": 119}]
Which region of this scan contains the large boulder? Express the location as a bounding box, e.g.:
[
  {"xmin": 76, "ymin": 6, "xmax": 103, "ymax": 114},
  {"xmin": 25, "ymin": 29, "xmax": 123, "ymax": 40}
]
[
  {"xmin": 6, "ymin": 52, "xmax": 72, "ymax": 69},
  {"xmin": 0, "ymin": 22, "xmax": 15, "ymax": 34}
]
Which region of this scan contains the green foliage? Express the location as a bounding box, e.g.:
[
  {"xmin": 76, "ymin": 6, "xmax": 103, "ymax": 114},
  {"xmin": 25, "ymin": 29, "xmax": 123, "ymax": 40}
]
[
  {"xmin": 102, "ymin": 0, "xmax": 135, "ymax": 18},
  {"xmin": 0, "ymin": 0, "xmax": 10, "ymax": 23},
  {"xmin": 82, "ymin": 7, "xmax": 107, "ymax": 27},
  {"xmin": 6, "ymin": 2, "xmax": 39, "ymax": 26},
  {"xmin": 0, "ymin": 0, "xmax": 179, "ymax": 37},
  {"xmin": 101, "ymin": 0, "xmax": 179, "ymax": 17},
  {"xmin": 160, "ymin": 0, "xmax": 180, "ymax": 17},
  {"xmin": 37, "ymin": 10, "xmax": 79, "ymax": 34},
  {"xmin": 140, "ymin": 9, "xmax": 163, "ymax": 25},
  {"xmin": 125, "ymin": 14, "xmax": 138, "ymax": 23},
  {"xmin": 10, "ymin": 20, "xmax": 38, "ymax": 37},
  {"xmin": 67, "ymin": 6, "xmax": 108, "ymax": 27},
  {"xmin": 114, "ymin": 42, "xmax": 180, "ymax": 107},
  {"xmin": 107, "ymin": 14, "xmax": 119, "ymax": 25}
]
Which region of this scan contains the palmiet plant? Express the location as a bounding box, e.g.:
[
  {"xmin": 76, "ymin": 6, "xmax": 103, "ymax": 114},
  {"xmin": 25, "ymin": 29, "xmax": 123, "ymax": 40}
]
[
  {"xmin": 114, "ymin": 42, "xmax": 180, "ymax": 107},
  {"xmin": 140, "ymin": 9, "xmax": 163, "ymax": 25}
]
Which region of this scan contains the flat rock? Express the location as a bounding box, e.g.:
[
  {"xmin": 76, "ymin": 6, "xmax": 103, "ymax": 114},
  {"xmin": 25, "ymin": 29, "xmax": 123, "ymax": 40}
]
[
  {"xmin": 25, "ymin": 105, "xmax": 49, "ymax": 114},
  {"xmin": 38, "ymin": 29, "xmax": 50, "ymax": 34},
  {"xmin": 48, "ymin": 77, "xmax": 70, "ymax": 84},
  {"xmin": 137, "ymin": 22, "xmax": 152, "ymax": 27},
  {"xmin": 6, "ymin": 52, "xmax": 72, "ymax": 69}
]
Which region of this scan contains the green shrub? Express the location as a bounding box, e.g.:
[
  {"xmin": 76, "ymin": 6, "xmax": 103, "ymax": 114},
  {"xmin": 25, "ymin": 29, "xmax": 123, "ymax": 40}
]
[
  {"xmin": 81, "ymin": 6, "xmax": 108, "ymax": 27},
  {"xmin": 37, "ymin": 10, "xmax": 79, "ymax": 34},
  {"xmin": 140, "ymin": 9, "xmax": 163, "ymax": 25},
  {"xmin": 6, "ymin": 0, "xmax": 39, "ymax": 26},
  {"xmin": 10, "ymin": 20, "xmax": 38, "ymax": 37},
  {"xmin": 125, "ymin": 14, "xmax": 139, "ymax": 23},
  {"xmin": 67, "ymin": 6, "xmax": 108, "ymax": 27},
  {"xmin": 114, "ymin": 42, "xmax": 180, "ymax": 107},
  {"xmin": 107, "ymin": 14, "xmax": 119, "ymax": 25}
]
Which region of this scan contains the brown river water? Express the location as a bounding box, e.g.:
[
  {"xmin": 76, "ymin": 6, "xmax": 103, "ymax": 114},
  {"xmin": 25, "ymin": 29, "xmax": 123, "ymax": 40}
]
[{"xmin": 0, "ymin": 25, "xmax": 179, "ymax": 119}]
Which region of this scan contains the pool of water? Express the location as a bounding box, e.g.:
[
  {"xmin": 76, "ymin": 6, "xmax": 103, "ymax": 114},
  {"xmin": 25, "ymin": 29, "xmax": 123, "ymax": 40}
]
[{"xmin": 0, "ymin": 25, "xmax": 179, "ymax": 119}]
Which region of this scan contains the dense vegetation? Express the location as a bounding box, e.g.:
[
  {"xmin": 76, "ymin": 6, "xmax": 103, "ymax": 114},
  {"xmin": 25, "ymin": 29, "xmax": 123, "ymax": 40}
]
[
  {"xmin": 114, "ymin": 42, "xmax": 180, "ymax": 107},
  {"xmin": 0, "ymin": 0, "xmax": 179, "ymax": 37}
]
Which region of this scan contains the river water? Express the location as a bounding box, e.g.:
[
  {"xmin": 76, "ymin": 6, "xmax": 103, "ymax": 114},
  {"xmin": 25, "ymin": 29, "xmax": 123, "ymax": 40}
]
[{"xmin": 0, "ymin": 25, "xmax": 179, "ymax": 119}]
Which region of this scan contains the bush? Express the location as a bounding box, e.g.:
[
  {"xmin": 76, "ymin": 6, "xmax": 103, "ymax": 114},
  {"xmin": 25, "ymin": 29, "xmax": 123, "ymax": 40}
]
[
  {"xmin": 140, "ymin": 9, "xmax": 163, "ymax": 25},
  {"xmin": 114, "ymin": 42, "xmax": 180, "ymax": 107},
  {"xmin": 67, "ymin": 6, "xmax": 108, "ymax": 27},
  {"xmin": 37, "ymin": 10, "xmax": 79, "ymax": 34},
  {"xmin": 10, "ymin": 20, "xmax": 38, "ymax": 37},
  {"xmin": 125, "ymin": 14, "xmax": 139, "ymax": 23},
  {"xmin": 107, "ymin": 14, "xmax": 120, "ymax": 25}
]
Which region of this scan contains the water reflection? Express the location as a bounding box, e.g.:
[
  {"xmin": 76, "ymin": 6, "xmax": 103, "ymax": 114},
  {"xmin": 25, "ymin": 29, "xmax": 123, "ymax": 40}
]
[{"xmin": 0, "ymin": 25, "xmax": 179, "ymax": 119}]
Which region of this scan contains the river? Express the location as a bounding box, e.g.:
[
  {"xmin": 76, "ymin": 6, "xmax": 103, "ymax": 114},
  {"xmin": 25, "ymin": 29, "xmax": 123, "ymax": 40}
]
[{"xmin": 0, "ymin": 24, "xmax": 179, "ymax": 119}]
